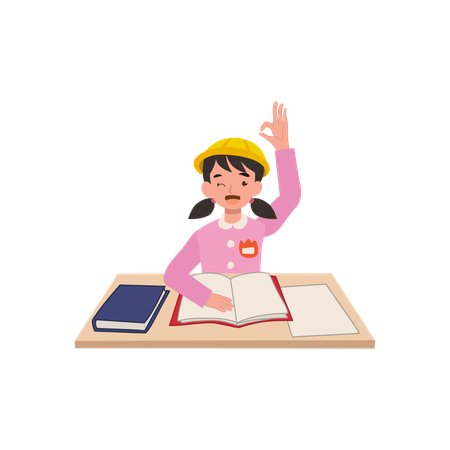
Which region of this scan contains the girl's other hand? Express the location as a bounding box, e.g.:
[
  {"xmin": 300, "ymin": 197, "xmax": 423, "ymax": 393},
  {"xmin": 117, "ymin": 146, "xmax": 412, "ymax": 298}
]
[{"xmin": 205, "ymin": 293, "xmax": 234, "ymax": 312}]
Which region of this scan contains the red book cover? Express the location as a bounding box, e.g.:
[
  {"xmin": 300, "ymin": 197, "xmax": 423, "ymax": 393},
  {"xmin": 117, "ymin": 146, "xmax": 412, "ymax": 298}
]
[{"xmin": 169, "ymin": 275, "xmax": 292, "ymax": 328}]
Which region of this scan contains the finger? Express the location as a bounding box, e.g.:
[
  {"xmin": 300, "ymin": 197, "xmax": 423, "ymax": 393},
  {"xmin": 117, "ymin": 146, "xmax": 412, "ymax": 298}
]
[
  {"xmin": 278, "ymin": 101, "xmax": 286, "ymax": 124},
  {"xmin": 278, "ymin": 103, "xmax": 283, "ymax": 123},
  {"xmin": 258, "ymin": 118, "xmax": 274, "ymax": 146},
  {"xmin": 259, "ymin": 120, "xmax": 273, "ymax": 133},
  {"xmin": 219, "ymin": 295, "xmax": 233, "ymax": 311},
  {"xmin": 259, "ymin": 119, "xmax": 273, "ymax": 130},
  {"xmin": 276, "ymin": 100, "xmax": 283, "ymax": 123},
  {"xmin": 284, "ymin": 108, "xmax": 288, "ymax": 141},
  {"xmin": 219, "ymin": 298, "xmax": 233, "ymax": 307},
  {"xmin": 286, "ymin": 109, "xmax": 291, "ymax": 146},
  {"xmin": 284, "ymin": 105, "xmax": 289, "ymax": 126},
  {"xmin": 270, "ymin": 99, "xmax": 278, "ymax": 123},
  {"xmin": 220, "ymin": 298, "xmax": 233, "ymax": 306},
  {"xmin": 216, "ymin": 306, "xmax": 226, "ymax": 312},
  {"xmin": 258, "ymin": 133, "xmax": 274, "ymax": 147},
  {"xmin": 281, "ymin": 103, "xmax": 288, "ymax": 134}
]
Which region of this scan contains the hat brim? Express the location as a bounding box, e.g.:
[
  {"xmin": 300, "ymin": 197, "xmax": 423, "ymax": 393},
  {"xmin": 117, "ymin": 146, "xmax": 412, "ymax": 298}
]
[{"xmin": 194, "ymin": 147, "xmax": 270, "ymax": 177}]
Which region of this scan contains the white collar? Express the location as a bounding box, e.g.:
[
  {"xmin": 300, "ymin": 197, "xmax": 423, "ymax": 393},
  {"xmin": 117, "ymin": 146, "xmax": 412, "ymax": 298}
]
[{"xmin": 218, "ymin": 213, "xmax": 248, "ymax": 230}]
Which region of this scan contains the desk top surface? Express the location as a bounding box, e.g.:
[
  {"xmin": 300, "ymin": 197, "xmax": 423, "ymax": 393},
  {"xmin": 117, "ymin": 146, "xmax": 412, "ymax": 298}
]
[{"xmin": 75, "ymin": 273, "xmax": 375, "ymax": 348}]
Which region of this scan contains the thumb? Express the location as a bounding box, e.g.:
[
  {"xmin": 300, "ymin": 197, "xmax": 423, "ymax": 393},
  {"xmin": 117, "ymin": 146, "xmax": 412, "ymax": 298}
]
[
  {"xmin": 258, "ymin": 120, "xmax": 273, "ymax": 145},
  {"xmin": 259, "ymin": 132, "xmax": 275, "ymax": 143}
]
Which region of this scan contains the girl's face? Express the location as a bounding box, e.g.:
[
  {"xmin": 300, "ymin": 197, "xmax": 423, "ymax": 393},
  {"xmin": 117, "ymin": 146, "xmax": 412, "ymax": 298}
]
[{"xmin": 201, "ymin": 158, "xmax": 262, "ymax": 210}]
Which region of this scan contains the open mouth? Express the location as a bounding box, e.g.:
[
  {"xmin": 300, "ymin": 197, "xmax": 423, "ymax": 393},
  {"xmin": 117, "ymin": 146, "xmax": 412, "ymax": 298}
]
[{"xmin": 225, "ymin": 195, "xmax": 240, "ymax": 205}]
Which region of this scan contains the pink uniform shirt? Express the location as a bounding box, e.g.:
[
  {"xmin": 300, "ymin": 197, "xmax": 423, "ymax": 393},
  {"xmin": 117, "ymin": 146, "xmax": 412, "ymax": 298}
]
[{"xmin": 164, "ymin": 148, "xmax": 301, "ymax": 307}]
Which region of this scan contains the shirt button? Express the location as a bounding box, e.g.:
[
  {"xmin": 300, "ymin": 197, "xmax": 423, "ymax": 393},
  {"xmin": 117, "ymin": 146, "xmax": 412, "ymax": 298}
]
[
  {"xmin": 227, "ymin": 261, "xmax": 234, "ymax": 269},
  {"xmin": 227, "ymin": 240, "xmax": 235, "ymax": 248}
]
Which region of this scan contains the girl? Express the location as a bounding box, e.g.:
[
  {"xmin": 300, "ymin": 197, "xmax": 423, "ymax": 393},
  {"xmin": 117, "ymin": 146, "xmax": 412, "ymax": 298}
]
[{"xmin": 164, "ymin": 102, "xmax": 301, "ymax": 312}]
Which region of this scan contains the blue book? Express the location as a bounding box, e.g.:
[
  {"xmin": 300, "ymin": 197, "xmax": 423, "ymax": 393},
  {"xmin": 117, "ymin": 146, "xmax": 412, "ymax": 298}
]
[{"xmin": 92, "ymin": 284, "xmax": 170, "ymax": 333}]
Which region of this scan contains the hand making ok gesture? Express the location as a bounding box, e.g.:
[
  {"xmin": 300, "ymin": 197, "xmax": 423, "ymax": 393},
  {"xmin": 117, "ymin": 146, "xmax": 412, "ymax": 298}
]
[{"xmin": 259, "ymin": 101, "xmax": 290, "ymax": 150}]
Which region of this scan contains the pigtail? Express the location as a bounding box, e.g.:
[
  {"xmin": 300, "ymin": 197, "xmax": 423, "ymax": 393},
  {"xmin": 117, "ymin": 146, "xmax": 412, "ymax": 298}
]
[
  {"xmin": 251, "ymin": 198, "xmax": 277, "ymax": 219},
  {"xmin": 189, "ymin": 198, "xmax": 215, "ymax": 219}
]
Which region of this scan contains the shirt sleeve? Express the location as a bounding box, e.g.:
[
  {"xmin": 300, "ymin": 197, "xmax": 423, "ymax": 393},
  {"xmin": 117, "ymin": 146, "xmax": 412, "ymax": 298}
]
[
  {"xmin": 256, "ymin": 148, "xmax": 301, "ymax": 237},
  {"xmin": 163, "ymin": 231, "xmax": 212, "ymax": 307}
]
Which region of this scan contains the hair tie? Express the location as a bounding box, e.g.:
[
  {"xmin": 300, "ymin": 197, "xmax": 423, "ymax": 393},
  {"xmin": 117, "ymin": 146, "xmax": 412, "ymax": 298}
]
[
  {"xmin": 211, "ymin": 198, "xmax": 216, "ymax": 203},
  {"xmin": 249, "ymin": 198, "xmax": 254, "ymax": 203}
]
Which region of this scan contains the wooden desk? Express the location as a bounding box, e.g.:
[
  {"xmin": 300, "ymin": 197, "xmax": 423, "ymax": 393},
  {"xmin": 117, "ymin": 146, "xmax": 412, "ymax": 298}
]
[{"xmin": 75, "ymin": 273, "xmax": 375, "ymax": 349}]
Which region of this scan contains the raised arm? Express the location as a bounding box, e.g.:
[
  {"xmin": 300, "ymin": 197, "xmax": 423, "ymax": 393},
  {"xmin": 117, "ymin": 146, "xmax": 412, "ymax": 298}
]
[{"xmin": 258, "ymin": 100, "xmax": 303, "ymax": 237}]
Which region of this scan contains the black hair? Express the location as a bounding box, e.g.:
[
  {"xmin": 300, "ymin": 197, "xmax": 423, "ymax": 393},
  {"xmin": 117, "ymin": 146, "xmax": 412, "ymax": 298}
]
[
  {"xmin": 188, "ymin": 155, "xmax": 277, "ymax": 220},
  {"xmin": 203, "ymin": 155, "xmax": 264, "ymax": 183}
]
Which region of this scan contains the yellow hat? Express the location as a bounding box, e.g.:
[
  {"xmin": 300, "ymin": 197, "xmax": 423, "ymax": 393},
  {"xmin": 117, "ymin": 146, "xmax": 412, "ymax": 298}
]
[{"xmin": 194, "ymin": 137, "xmax": 270, "ymax": 177}]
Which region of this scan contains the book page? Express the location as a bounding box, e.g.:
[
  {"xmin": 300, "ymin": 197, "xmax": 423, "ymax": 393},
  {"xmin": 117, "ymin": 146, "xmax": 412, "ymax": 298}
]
[
  {"xmin": 231, "ymin": 272, "xmax": 288, "ymax": 323},
  {"xmin": 177, "ymin": 273, "xmax": 237, "ymax": 323},
  {"xmin": 281, "ymin": 284, "xmax": 359, "ymax": 337}
]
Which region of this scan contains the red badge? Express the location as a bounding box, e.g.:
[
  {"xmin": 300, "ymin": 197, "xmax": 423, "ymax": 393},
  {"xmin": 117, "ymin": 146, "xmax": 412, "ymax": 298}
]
[{"xmin": 239, "ymin": 239, "xmax": 259, "ymax": 258}]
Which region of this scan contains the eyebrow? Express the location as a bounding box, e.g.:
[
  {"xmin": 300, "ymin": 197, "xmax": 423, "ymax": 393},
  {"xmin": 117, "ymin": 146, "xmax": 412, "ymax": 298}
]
[{"xmin": 213, "ymin": 172, "xmax": 250, "ymax": 178}]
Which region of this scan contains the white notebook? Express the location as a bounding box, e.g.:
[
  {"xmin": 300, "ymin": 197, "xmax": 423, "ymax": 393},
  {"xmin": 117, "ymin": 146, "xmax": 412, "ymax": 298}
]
[{"xmin": 281, "ymin": 284, "xmax": 359, "ymax": 337}]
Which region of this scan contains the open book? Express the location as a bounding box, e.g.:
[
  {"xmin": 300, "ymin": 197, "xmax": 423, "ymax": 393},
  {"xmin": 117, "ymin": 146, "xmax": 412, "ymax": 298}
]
[{"xmin": 170, "ymin": 272, "xmax": 292, "ymax": 328}]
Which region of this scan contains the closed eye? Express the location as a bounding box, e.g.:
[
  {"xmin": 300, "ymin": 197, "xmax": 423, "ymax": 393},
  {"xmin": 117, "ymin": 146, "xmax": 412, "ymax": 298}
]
[{"xmin": 217, "ymin": 183, "xmax": 225, "ymax": 187}]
